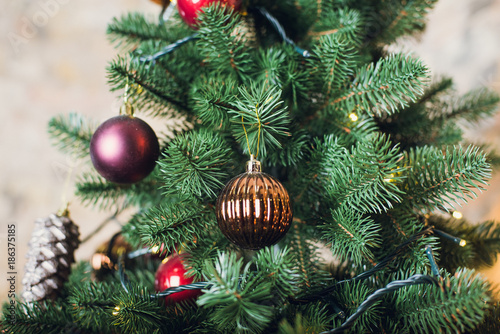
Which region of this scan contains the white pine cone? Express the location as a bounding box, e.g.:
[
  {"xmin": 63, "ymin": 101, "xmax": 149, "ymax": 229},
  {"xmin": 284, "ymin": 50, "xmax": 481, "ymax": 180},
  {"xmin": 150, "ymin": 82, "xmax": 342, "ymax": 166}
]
[{"xmin": 22, "ymin": 213, "xmax": 80, "ymax": 303}]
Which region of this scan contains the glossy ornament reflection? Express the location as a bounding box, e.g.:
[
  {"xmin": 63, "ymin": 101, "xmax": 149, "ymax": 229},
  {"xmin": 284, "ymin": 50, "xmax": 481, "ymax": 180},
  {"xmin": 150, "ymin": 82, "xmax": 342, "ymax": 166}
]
[
  {"xmin": 154, "ymin": 253, "xmax": 201, "ymax": 304},
  {"xmin": 216, "ymin": 156, "xmax": 293, "ymax": 250},
  {"xmin": 90, "ymin": 115, "xmax": 159, "ymax": 184},
  {"xmin": 177, "ymin": 0, "xmax": 242, "ymax": 28}
]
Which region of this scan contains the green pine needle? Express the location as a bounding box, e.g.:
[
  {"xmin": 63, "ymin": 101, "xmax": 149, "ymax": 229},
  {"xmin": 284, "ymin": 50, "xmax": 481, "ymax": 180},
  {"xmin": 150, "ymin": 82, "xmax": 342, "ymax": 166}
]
[
  {"xmin": 48, "ymin": 113, "xmax": 95, "ymax": 159},
  {"xmin": 312, "ymin": 7, "xmax": 364, "ymax": 46},
  {"xmin": 329, "ymin": 133, "xmax": 406, "ymax": 213},
  {"xmin": 198, "ymin": 252, "xmax": 274, "ymax": 333},
  {"xmin": 404, "ymin": 145, "xmax": 491, "ymax": 212},
  {"xmin": 230, "ymin": 84, "xmax": 291, "ymax": 158},
  {"xmin": 309, "ymin": 33, "xmax": 359, "ymax": 97},
  {"xmin": 329, "ymin": 53, "xmax": 429, "ymax": 117},
  {"xmin": 111, "ymin": 286, "xmax": 165, "ymax": 334},
  {"xmin": 136, "ymin": 201, "xmax": 216, "ymax": 253},
  {"xmin": 323, "ymin": 205, "xmax": 381, "ymax": 266},
  {"xmin": 394, "ymin": 268, "xmax": 490, "ymax": 333},
  {"xmin": 75, "ymin": 171, "xmax": 162, "ymax": 210},
  {"xmin": 159, "ymin": 128, "xmax": 234, "ymax": 200}
]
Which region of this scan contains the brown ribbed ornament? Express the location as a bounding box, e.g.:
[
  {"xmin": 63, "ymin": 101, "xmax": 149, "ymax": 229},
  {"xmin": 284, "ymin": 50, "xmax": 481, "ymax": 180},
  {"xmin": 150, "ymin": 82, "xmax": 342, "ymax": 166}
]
[{"xmin": 216, "ymin": 157, "xmax": 293, "ymax": 250}]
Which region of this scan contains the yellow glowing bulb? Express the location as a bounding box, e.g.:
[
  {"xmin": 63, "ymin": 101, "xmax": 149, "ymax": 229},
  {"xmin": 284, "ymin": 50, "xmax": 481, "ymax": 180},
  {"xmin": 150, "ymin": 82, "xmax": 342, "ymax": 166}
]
[
  {"xmin": 349, "ymin": 113, "xmax": 358, "ymax": 122},
  {"xmin": 151, "ymin": 245, "xmax": 160, "ymax": 254},
  {"xmin": 384, "ymin": 174, "xmax": 395, "ymax": 183},
  {"xmin": 112, "ymin": 306, "xmax": 120, "ymax": 316},
  {"xmin": 452, "ymin": 211, "xmax": 463, "ymax": 219},
  {"xmin": 459, "ymin": 239, "xmax": 467, "ymax": 247}
]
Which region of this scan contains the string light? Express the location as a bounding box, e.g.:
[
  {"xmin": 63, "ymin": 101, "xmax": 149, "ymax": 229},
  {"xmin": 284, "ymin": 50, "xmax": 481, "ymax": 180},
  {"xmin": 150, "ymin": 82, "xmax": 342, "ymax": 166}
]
[
  {"xmin": 452, "ymin": 211, "xmax": 463, "ymax": 219},
  {"xmin": 349, "ymin": 113, "xmax": 358, "ymax": 122},
  {"xmin": 112, "ymin": 306, "xmax": 121, "ymax": 316},
  {"xmin": 384, "ymin": 174, "xmax": 395, "ymax": 182},
  {"xmin": 151, "ymin": 245, "xmax": 160, "ymax": 254},
  {"xmin": 434, "ymin": 229, "xmax": 467, "ymax": 247}
]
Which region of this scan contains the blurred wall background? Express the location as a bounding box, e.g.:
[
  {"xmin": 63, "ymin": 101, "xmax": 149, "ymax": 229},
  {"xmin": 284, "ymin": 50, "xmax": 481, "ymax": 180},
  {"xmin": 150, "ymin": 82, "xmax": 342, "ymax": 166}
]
[{"xmin": 1, "ymin": 0, "xmax": 499, "ymax": 299}]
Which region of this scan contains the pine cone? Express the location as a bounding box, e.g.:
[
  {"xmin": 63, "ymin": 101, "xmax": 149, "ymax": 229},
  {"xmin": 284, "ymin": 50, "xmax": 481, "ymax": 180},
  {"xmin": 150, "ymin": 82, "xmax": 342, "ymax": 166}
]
[{"xmin": 22, "ymin": 213, "xmax": 80, "ymax": 303}]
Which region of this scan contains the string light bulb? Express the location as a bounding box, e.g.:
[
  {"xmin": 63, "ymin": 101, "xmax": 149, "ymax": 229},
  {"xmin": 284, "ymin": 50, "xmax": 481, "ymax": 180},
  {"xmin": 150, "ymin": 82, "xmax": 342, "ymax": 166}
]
[
  {"xmin": 459, "ymin": 239, "xmax": 467, "ymax": 247},
  {"xmin": 151, "ymin": 245, "xmax": 161, "ymax": 254},
  {"xmin": 384, "ymin": 174, "xmax": 395, "ymax": 183},
  {"xmin": 112, "ymin": 306, "xmax": 121, "ymax": 316},
  {"xmin": 349, "ymin": 113, "xmax": 358, "ymax": 122},
  {"xmin": 452, "ymin": 211, "xmax": 463, "ymax": 219}
]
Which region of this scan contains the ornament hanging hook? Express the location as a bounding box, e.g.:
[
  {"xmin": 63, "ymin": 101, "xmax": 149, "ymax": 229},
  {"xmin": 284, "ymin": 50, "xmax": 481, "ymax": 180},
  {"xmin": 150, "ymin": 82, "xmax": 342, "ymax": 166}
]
[
  {"xmin": 159, "ymin": 0, "xmax": 177, "ymax": 25},
  {"xmin": 241, "ymin": 103, "xmax": 262, "ymax": 159},
  {"xmin": 120, "ymin": 78, "xmax": 135, "ymax": 117}
]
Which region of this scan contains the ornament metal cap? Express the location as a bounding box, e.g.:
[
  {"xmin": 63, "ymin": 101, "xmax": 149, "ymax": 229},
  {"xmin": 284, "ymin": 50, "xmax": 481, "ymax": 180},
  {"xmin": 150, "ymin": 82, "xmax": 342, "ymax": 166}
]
[{"xmin": 246, "ymin": 155, "xmax": 261, "ymax": 173}]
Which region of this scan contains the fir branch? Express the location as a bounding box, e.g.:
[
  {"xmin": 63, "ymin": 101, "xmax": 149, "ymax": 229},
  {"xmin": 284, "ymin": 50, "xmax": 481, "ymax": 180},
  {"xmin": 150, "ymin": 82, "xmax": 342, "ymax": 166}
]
[
  {"xmin": 394, "ymin": 268, "xmax": 490, "ymax": 333},
  {"xmin": 136, "ymin": 201, "xmax": 216, "ymax": 255},
  {"xmin": 309, "ymin": 33, "xmax": 359, "ymax": 98},
  {"xmin": 255, "ymin": 247, "xmax": 300, "ymax": 301},
  {"xmin": 437, "ymin": 87, "xmax": 500, "ymax": 124},
  {"xmin": 376, "ymin": 76, "xmax": 458, "ymax": 149},
  {"xmin": 372, "ymin": 0, "xmax": 439, "ymax": 45},
  {"xmin": 279, "ymin": 306, "xmax": 333, "ymax": 334},
  {"xmin": 196, "ymin": 4, "xmax": 252, "ymax": 82},
  {"xmin": 254, "ymin": 48, "xmax": 287, "ymax": 89},
  {"xmin": 160, "ymin": 304, "xmax": 218, "ymax": 333},
  {"xmin": 191, "ymin": 76, "xmax": 239, "ymax": 130},
  {"xmin": 280, "ymin": 46, "xmax": 313, "ymax": 109},
  {"xmin": 283, "ymin": 221, "xmax": 331, "ymax": 291},
  {"xmin": 312, "ymin": 112, "xmax": 378, "ymax": 146},
  {"xmin": 1, "ymin": 301, "xmax": 79, "ymax": 334},
  {"xmin": 469, "ymin": 301, "xmax": 500, "ymax": 334},
  {"xmin": 111, "ymin": 286, "xmax": 165, "ymax": 334},
  {"xmin": 183, "ymin": 229, "xmax": 233, "ymax": 281},
  {"xmin": 107, "ymin": 12, "xmax": 185, "ymax": 48},
  {"xmin": 65, "ymin": 261, "xmax": 93, "ymax": 289},
  {"xmin": 328, "ymin": 53, "xmax": 429, "ymax": 117},
  {"xmin": 68, "ymin": 281, "xmax": 117, "ymax": 333},
  {"xmin": 478, "ymin": 143, "xmax": 500, "ymax": 169},
  {"xmin": 289, "ymin": 135, "xmax": 347, "ymax": 216},
  {"xmin": 296, "ymin": 226, "xmax": 435, "ymax": 304},
  {"xmin": 322, "ymin": 205, "xmax": 381, "ymax": 267},
  {"xmin": 430, "ymin": 216, "xmax": 500, "ymax": 270},
  {"xmin": 326, "ymin": 274, "xmax": 439, "ymax": 334},
  {"xmin": 329, "ymin": 133, "xmax": 406, "ymax": 213},
  {"xmin": 265, "ymin": 126, "xmax": 308, "ymax": 167},
  {"xmin": 330, "ymin": 280, "xmax": 382, "ymax": 333},
  {"xmin": 159, "ymin": 128, "xmax": 235, "ymax": 200},
  {"xmin": 198, "ymin": 252, "xmax": 274, "ymax": 333},
  {"xmin": 230, "ymin": 84, "xmax": 292, "ymax": 158},
  {"xmin": 107, "ymin": 56, "xmax": 189, "ymax": 116},
  {"xmin": 48, "ymin": 113, "xmax": 95, "ymax": 159},
  {"xmin": 403, "ymin": 145, "xmax": 491, "ymax": 212},
  {"xmin": 75, "ymin": 171, "xmax": 162, "ymax": 210},
  {"xmin": 311, "ymin": 7, "xmax": 364, "ymax": 46},
  {"xmin": 419, "ymin": 76, "xmax": 454, "ymax": 103}
]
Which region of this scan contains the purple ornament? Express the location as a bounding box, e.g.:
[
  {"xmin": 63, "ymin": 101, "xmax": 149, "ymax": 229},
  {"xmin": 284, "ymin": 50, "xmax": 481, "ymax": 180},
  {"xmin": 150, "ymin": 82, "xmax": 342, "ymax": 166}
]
[{"xmin": 90, "ymin": 115, "xmax": 159, "ymax": 184}]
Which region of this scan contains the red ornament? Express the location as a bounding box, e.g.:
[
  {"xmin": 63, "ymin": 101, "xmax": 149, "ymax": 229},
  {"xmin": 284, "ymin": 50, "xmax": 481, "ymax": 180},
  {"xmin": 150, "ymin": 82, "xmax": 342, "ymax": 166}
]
[
  {"xmin": 177, "ymin": 0, "xmax": 241, "ymax": 28},
  {"xmin": 90, "ymin": 115, "xmax": 159, "ymax": 184},
  {"xmin": 154, "ymin": 254, "xmax": 201, "ymax": 304}
]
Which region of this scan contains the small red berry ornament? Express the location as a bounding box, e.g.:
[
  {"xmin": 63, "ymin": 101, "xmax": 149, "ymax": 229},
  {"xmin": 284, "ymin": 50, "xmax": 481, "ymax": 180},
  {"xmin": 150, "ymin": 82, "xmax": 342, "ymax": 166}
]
[
  {"xmin": 154, "ymin": 253, "xmax": 201, "ymax": 304},
  {"xmin": 177, "ymin": 0, "xmax": 241, "ymax": 28},
  {"xmin": 90, "ymin": 115, "xmax": 159, "ymax": 184}
]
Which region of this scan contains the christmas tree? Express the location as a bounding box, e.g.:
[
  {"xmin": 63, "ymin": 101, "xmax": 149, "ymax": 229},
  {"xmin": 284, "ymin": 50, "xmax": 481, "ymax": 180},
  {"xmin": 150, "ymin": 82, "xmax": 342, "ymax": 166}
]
[{"xmin": 3, "ymin": 0, "xmax": 500, "ymax": 333}]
